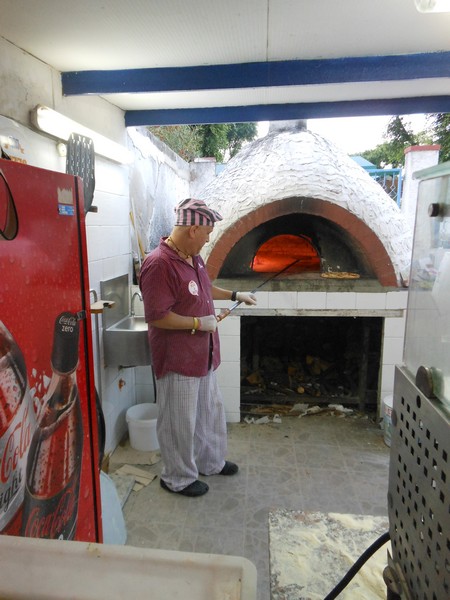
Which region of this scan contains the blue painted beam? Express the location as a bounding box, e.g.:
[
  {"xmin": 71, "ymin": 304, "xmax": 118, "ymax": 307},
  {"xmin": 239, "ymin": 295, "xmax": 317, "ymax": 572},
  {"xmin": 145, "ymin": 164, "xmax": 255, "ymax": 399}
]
[
  {"xmin": 124, "ymin": 96, "xmax": 450, "ymax": 127},
  {"xmin": 62, "ymin": 52, "xmax": 450, "ymax": 95}
]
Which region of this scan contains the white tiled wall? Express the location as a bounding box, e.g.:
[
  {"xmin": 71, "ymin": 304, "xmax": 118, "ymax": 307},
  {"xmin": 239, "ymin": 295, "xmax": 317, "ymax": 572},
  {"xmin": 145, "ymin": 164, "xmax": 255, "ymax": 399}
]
[
  {"xmin": 325, "ymin": 292, "xmax": 356, "ymax": 309},
  {"xmin": 386, "ymin": 291, "xmax": 409, "ymax": 310},
  {"xmin": 84, "ymin": 132, "xmax": 190, "ymax": 452},
  {"xmin": 101, "ymin": 367, "xmax": 135, "ymax": 453},
  {"xmin": 135, "ymin": 366, "xmax": 156, "ymax": 404},
  {"xmin": 215, "ymin": 315, "xmax": 242, "ymax": 422},
  {"xmin": 379, "ymin": 292, "xmax": 408, "ymax": 414},
  {"xmin": 298, "ymin": 292, "xmax": 327, "ymax": 309},
  {"xmin": 356, "ymin": 293, "xmax": 388, "ymax": 310},
  {"xmin": 128, "ymin": 288, "xmax": 156, "ymax": 405},
  {"xmin": 268, "ymin": 291, "xmax": 297, "ymax": 309},
  {"xmin": 215, "ymin": 290, "xmax": 408, "ymax": 422},
  {"xmin": 84, "ymin": 158, "xmax": 135, "ymax": 453}
]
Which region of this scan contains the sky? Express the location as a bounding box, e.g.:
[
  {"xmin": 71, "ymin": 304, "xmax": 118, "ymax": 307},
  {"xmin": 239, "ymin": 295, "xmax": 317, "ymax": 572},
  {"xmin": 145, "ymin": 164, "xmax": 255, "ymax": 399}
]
[{"xmin": 258, "ymin": 114, "xmax": 429, "ymax": 155}]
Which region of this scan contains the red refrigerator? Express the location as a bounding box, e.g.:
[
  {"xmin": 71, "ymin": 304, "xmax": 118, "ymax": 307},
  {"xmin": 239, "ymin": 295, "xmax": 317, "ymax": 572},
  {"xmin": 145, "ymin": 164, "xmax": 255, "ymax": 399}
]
[{"xmin": 0, "ymin": 158, "xmax": 102, "ymax": 542}]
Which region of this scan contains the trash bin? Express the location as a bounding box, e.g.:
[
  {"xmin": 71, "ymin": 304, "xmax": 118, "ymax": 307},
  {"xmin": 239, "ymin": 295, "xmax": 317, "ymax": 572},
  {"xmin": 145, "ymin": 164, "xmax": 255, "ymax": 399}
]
[{"xmin": 126, "ymin": 403, "xmax": 159, "ymax": 451}]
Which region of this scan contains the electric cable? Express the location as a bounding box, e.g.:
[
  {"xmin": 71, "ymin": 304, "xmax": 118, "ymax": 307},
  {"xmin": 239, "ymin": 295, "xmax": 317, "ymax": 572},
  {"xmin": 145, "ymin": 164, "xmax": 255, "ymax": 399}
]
[{"xmin": 323, "ymin": 530, "xmax": 391, "ymax": 600}]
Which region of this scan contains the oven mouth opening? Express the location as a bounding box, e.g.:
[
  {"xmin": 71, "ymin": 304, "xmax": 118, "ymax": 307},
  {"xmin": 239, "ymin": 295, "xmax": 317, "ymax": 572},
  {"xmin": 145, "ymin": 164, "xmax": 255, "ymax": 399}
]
[
  {"xmin": 240, "ymin": 316, "xmax": 383, "ymax": 418},
  {"xmin": 217, "ymin": 213, "xmax": 375, "ymax": 281},
  {"xmin": 251, "ymin": 234, "xmax": 321, "ymax": 273}
]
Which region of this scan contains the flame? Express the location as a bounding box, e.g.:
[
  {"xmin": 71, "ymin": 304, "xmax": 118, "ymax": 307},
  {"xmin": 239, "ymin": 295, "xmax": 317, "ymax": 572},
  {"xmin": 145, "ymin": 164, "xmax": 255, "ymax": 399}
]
[{"xmin": 252, "ymin": 234, "xmax": 320, "ymax": 273}]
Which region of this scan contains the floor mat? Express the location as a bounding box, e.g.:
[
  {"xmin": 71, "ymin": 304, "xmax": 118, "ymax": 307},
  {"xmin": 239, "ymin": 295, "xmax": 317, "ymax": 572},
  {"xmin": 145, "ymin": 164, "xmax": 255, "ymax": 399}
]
[{"xmin": 269, "ymin": 509, "xmax": 390, "ymax": 600}]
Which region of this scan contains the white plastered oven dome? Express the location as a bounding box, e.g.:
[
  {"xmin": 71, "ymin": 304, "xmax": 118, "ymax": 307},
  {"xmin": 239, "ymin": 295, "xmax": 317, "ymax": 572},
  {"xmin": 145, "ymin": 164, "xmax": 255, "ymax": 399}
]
[{"xmin": 200, "ymin": 121, "xmax": 412, "ymax": 286}]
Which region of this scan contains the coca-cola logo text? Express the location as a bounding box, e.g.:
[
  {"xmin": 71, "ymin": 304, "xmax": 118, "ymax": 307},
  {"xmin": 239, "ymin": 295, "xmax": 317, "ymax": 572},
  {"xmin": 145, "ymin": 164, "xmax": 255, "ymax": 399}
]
[
  {"xmin": 0, "ymin": 403, "xmax": 33, "ymax": 485},
  {"xmin": 23, "ymin": 486, "xmax": 77, "ymax": 538},
  {"xmin": 58, "ymin": 314, "xmax": 77, "ymax": 333},
  {"xmin": 0, "ymin": 469, "xmax": 21, "ymax": 513}
]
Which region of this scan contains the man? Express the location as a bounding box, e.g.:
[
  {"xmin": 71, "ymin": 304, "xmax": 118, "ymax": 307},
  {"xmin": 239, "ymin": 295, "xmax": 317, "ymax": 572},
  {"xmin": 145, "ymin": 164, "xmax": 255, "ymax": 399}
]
[{"xmin": 139, "ymin": 198, "xmax": 256, "ymax": 497}]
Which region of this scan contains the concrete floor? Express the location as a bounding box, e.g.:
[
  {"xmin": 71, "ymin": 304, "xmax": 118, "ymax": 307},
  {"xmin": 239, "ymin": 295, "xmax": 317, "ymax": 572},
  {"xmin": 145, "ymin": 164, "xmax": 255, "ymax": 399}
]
[{"xmin": 119, "ymin": 412, "xmax": 390, "ymax": 600}]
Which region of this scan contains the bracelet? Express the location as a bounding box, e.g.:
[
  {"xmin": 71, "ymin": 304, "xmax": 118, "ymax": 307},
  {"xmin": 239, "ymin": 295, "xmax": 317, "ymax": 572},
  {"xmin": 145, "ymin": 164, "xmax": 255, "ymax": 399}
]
[
  {"xmin": 231, "ymin": 291, "xmax": 237, "ymax": 301},
  {"xmin": 191, "ymin": 316, "xmax": 199, "ymax": 335}
]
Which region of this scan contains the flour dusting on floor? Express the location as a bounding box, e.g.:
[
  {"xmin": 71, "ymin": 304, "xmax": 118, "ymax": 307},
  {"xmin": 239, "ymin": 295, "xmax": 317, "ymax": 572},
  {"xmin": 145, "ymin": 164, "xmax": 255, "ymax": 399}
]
[{"xmin": 269, "ymin": 509, "xmax": 390, "ymax": 600}]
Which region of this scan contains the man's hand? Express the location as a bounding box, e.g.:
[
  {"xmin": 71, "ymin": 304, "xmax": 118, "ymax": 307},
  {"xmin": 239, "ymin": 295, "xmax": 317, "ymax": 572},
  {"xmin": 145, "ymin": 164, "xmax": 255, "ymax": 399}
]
[
  {"xmin": 236, "ymin": 292, "xmax": 257, "ymax": 305},
  {"xmin": 198, "ymin": 315, "xmax": 218, "ymax": 332},
  {"xmin": 216, "ymin": 308, "xmax": 231, "ymax": 322}
]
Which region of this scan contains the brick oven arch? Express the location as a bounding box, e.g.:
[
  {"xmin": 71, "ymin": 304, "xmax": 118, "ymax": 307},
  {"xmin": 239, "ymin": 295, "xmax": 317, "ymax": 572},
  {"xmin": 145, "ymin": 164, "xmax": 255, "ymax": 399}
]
[
  {"xmin": 206, "ymin": 197, "xmax": 398, "ymax": 286},
  {"xmin": 200, "ymin": 126, "xmax": 411, "ymax": 285}
]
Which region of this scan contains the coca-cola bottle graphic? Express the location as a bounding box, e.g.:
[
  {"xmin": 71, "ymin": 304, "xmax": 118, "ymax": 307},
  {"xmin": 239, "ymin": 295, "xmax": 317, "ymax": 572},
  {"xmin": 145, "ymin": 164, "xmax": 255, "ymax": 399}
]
[
  {"xmin": 0, "ymin": 321, "xmax": 37, "ymax": 535},
  {"xmin": 21, "ymin": 312, "xmax": 83, "ymax": 540}
]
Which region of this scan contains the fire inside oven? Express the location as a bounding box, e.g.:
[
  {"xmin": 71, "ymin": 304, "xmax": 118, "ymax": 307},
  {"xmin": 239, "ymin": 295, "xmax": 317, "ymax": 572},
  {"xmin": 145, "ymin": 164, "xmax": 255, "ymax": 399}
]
[
  {"xmin": 251, "ymin": 234, "xmax": 320, "ymax": 273},
  {"xmin": 218, "ymin": 213, "xmax": 374, "ymax": 279},
  {"xmin": 240, "ymin": 316, "xmax": 383, "ymax": 415}
]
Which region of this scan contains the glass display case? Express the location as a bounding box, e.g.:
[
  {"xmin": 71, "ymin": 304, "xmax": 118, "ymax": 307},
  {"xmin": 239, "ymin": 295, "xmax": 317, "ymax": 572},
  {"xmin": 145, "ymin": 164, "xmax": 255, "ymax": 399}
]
[
  {"xmin": 386, "ymin": 161, "xmax": 450, "ymax": 600},
  {"xmin": 404, "ymin": 161, "xmax": 450, "ymax": 409}
]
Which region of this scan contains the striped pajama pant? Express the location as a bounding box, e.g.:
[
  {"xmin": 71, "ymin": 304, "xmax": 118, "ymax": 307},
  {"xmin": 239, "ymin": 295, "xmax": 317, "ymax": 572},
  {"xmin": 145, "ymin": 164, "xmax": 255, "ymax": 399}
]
[{"xmin": 155, "ymin": 369, "xmax": 227, "ymax": 491}]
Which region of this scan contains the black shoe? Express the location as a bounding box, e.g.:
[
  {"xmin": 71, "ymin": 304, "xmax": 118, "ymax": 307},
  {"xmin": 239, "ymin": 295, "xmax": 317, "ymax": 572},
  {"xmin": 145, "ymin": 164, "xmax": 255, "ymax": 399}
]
[
  {"xmin": 199, "ymin": 461, "xmax": 239, "ymax": 476},
  {"xmin": 160, "ymin": 478, "xmax": 209, "ymax": 497},
  {"xmin": 219, "ymin": 461, "xmax": 239, "ymax": 476}
]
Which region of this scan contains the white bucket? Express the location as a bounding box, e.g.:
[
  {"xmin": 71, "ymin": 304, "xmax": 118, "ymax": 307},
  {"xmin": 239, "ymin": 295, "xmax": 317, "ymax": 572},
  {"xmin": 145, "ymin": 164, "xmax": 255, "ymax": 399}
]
[
  {"xmin": 126, "ymin": 403, "xmax": 159, "ymax": 451},
  {"xmin": 383, "ymin": 395, "xmax": 393, "ymax": 447}
]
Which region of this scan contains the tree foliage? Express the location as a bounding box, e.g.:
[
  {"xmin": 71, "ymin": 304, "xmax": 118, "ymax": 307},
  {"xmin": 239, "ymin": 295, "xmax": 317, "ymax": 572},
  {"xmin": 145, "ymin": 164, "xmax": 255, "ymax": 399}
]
[
  {"xmin": 358, "ymin": 114, "xmax": 449, "ymax": 167},
  {"xmin": 147, "ymin": 125, "xmax": 201, "ymax": 162},
  {"xmin": 428, "ymin": 113, "xmax": 450, "ymax": 163},
  {"xmin": 359, "ymin": 142, "xmax": 395, "ymax": 169},
  {"xmin": 226, "ymin": 123, "xmax": 258, "ymax": 158},
  {"xmin": 148, "ymin": 122, "xmax": 258, "ymax": 163},
  {"xmin": 360, "ymin": 116, "xmax": 420, "ymax": 167},
  {"xmin": 385, "ymin": 116, "xmax": 417, "ymax": 165},
  {"xmin": 197, "ymin": 124, "xmax": 230, "ymax": 162}
]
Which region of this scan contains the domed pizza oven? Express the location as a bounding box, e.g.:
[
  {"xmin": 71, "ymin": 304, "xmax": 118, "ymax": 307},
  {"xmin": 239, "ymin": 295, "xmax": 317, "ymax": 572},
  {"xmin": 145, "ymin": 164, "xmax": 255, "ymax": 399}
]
[{"xmin": 199, "ymin": 121, "xmax": 412, "ymax": 421}]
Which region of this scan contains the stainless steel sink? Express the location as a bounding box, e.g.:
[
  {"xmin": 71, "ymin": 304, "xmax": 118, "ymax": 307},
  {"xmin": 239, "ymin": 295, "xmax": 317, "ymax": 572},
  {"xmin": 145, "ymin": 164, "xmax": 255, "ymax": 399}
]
[{"xmin": 103, "ymin": 316, "xmax": 151, "ymax": 367}]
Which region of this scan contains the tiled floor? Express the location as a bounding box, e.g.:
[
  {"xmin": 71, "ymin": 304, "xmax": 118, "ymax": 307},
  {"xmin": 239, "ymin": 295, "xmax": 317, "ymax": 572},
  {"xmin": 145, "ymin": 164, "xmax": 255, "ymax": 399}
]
[{"xmin": 120, "ymin": 412, "xmax": 390, "ymax": 600}]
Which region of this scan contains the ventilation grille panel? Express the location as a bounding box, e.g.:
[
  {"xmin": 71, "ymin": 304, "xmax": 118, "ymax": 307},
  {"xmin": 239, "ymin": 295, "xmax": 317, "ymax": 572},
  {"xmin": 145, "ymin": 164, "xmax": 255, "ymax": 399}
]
[{"xmin": 388, "ymin": 367, "xmax": 449, "ymax": 600}]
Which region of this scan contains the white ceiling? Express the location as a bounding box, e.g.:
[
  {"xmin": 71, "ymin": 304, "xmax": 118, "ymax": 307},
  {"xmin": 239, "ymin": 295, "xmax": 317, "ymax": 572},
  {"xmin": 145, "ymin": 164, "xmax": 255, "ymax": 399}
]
[{"xmin": 0, "ymin": 0, "xmax": 449, "ymax": 125}]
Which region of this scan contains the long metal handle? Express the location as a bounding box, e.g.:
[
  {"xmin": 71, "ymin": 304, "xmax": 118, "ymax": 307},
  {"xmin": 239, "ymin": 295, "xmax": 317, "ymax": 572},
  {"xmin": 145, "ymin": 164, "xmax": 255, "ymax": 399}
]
[{"xmin": 217, "ymin": 258, "xmax": 301, "ymax": 321}]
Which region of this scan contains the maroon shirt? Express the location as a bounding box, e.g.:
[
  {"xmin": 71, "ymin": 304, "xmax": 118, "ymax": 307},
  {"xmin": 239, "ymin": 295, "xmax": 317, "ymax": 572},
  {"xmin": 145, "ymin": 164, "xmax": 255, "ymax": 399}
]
[{"xmin": 139, "ymin": 238, "xmax": 221, "ymax": 378}]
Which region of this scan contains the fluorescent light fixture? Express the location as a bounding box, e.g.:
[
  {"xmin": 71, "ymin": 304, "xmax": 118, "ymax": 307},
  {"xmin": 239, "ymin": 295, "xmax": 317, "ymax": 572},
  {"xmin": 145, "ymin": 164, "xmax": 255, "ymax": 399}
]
[
  {"xmin": 30, "ymin": 105, "xmax": 133, "ymax": 164},
  {"xmin": 414, "ymin": 0, "xmax": 450, "ymax": 12}
]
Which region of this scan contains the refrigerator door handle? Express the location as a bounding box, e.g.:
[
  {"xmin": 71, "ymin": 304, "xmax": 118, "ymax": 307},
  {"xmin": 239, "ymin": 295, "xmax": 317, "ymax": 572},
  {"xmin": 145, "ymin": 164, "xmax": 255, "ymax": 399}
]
[{"xmin": 0, "ymin": 168, "xmax": 19, "ymax": 241}]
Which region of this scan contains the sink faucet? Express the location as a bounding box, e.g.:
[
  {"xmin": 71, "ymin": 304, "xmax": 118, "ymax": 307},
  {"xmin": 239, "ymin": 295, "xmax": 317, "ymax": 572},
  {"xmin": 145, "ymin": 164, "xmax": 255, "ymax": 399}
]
[{"xmin": 131, "ymin": 291, "xmax": 143, "ymax": 316}]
